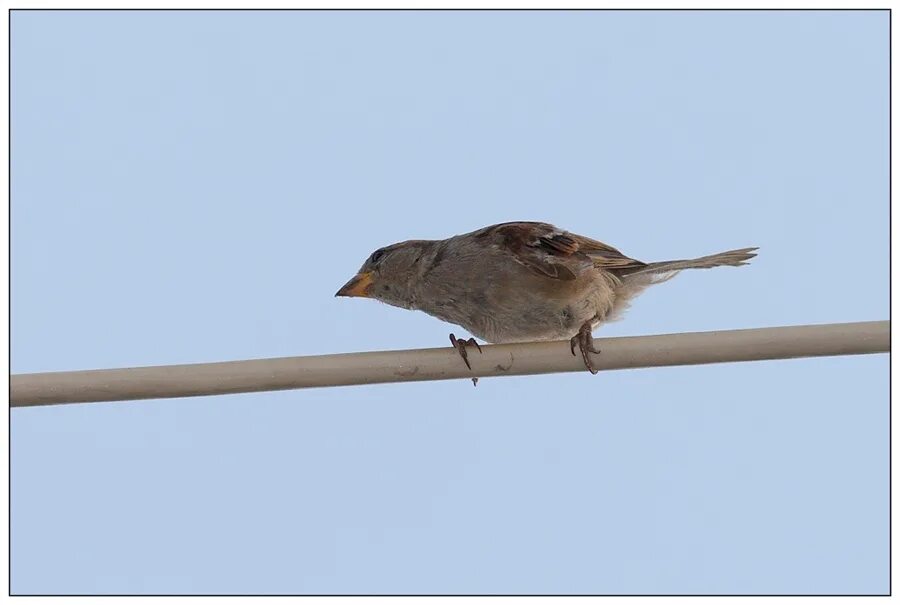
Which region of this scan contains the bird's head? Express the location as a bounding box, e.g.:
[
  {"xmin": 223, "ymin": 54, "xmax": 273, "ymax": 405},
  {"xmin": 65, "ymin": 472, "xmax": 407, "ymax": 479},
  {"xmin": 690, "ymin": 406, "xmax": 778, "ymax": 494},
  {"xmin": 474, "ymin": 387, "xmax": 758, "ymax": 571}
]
[{"xmin": 335, "ymin": 240, "xmax": 431, "ymax": 309}]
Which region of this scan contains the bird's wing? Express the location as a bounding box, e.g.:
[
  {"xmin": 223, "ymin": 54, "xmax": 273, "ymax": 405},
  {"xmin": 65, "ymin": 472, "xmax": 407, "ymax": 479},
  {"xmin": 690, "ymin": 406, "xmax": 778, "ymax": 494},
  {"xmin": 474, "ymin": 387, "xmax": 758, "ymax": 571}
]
[
  {"xmin": 474, "ymin": 221, "xmax": 645, "ymax": 280},
  {"xmin": 565, "ymin": 232, "xmax": 647, "ymax": 271}
]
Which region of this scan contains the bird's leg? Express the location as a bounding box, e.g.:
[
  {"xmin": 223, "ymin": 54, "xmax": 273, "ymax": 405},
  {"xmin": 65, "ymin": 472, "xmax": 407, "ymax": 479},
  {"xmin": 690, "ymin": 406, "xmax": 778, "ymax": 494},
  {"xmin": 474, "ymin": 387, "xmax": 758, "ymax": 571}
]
[
  {"xmin": 450, "ymin": 333, "xmax": 483, "ymax": 386},
  {"xmin": 449, "ymin": 333, "xmax": 483, "ymax": 370},
  {"xmin": 569, "ymin": 322, "xmax": 601, "ymax": 375}
]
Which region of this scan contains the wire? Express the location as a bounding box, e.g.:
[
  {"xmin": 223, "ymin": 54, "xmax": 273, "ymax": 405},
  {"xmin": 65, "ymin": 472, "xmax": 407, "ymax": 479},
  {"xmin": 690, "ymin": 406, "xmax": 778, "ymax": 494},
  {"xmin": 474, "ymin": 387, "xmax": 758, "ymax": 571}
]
[{"xmin": 10, "ymin": 321, "xmax": 888, "ymax": 407}]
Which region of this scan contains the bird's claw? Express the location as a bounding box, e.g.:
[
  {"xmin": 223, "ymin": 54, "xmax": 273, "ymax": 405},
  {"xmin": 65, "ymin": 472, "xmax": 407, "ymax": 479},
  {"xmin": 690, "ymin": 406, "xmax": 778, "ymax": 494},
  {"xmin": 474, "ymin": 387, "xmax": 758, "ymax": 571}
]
[
  {"xmin": 450, "ymin": 333, "xmax": 482, "ymax": 386},
  {"xmin": 570, "ymin": 324, "xmax": 601, "ymax": 375}
]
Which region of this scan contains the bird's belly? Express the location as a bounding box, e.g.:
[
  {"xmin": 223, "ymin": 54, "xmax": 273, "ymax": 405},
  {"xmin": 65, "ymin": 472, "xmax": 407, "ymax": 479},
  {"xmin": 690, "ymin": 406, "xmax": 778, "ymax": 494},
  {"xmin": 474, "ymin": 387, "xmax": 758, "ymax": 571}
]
[
  {"xmin": 480, "ymin": 296, "xmax": 596, "ymax": 342},
  {"xmin": 433, "ymin": 273, "xmax": 618, "ymax": 344}
]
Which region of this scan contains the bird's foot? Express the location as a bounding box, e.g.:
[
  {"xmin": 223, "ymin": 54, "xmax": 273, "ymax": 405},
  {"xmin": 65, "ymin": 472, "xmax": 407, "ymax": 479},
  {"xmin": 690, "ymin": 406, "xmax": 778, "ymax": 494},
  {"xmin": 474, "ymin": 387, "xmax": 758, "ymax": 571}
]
[
  {"xmin": 450, "ymin": 333, "xmax": 482, "ymax": 386},
  {"xmin": 569, "ymin": 323, "xmax": 601, "ymax": 375}
]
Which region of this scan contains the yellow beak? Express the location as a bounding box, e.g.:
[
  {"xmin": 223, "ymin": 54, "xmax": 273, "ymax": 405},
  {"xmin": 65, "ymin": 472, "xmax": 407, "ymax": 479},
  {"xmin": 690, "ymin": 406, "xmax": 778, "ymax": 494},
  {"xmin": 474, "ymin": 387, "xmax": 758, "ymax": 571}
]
[{"xmin": 335, "ymin": 272, "xmax": 374, "ymax": 298}]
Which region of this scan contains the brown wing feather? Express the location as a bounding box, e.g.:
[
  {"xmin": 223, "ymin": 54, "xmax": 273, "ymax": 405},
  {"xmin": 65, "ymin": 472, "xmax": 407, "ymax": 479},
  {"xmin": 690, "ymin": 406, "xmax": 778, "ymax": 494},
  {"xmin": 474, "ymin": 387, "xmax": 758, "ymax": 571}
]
[
  {"xmin": 474, "ymin": 221, "xmax": 645, "ymax": 280},
  {"xmin": 566, "ymin": 233, "xmax": 647, "ymax": 271}
]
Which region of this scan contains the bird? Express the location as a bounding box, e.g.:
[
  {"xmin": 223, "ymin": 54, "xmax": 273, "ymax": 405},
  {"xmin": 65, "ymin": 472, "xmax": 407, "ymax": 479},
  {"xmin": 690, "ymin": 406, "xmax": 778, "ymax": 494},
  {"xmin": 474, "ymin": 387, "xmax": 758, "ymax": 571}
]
[{"xmin": 336, "ymin": 221, "xmax": 757, "ymax": 375}]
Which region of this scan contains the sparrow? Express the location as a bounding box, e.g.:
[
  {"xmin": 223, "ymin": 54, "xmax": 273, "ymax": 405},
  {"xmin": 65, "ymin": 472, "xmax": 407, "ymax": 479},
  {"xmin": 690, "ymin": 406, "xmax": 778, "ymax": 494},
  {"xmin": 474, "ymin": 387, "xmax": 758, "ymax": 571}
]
[{"xmin": 336, "ymin": 221, "xmax": 757, "ymax": 375}]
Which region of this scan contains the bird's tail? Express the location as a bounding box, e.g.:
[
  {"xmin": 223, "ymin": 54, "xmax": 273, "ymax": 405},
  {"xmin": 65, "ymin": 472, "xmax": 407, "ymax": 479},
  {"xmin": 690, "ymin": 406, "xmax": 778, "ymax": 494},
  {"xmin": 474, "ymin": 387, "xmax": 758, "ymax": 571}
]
[
  {"xmin": 619, "ymin": 247, "xmax": 758, "ymax": 277},
  {"xmin": 601, "ymin": 247, "xmax": 757, "ymax": 323}
]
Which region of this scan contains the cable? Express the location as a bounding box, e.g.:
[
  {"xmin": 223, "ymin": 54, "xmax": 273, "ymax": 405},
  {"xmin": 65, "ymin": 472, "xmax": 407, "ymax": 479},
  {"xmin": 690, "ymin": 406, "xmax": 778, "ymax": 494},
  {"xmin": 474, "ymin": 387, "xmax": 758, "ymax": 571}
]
[{"xmin": 10, "ymin": 321, "xmax": 888, "ymax": 407}]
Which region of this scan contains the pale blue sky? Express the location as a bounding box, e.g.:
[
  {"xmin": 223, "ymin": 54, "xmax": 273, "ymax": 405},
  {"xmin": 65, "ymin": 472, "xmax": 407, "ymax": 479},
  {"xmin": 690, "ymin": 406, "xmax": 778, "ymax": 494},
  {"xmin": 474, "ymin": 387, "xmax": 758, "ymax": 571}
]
[{"xmin": 11, "ymin": 10, "xmax": 888, "ymax": 595}]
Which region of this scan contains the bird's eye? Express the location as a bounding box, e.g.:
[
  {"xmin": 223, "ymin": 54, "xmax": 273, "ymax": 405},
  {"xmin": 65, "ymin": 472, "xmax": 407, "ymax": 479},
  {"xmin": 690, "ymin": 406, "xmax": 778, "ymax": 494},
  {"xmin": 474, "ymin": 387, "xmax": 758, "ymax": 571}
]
[{"xmin": 369, "ymin": 248, "xmax": 386, "ymax": 264}]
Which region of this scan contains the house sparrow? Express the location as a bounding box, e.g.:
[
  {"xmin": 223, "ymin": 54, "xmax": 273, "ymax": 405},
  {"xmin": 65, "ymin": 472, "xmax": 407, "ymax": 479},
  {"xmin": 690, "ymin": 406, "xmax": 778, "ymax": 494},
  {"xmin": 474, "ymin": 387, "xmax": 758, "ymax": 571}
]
[{"xmin": 336, "ymin": 221, "xmax": 757, "ymax": 375}]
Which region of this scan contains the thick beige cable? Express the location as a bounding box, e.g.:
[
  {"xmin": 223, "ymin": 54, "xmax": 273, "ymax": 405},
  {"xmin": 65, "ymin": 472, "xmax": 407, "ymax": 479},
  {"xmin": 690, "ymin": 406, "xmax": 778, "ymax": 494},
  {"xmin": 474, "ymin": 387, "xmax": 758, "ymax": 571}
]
[{"xmin": 10, "ymin": 321, "xmax": 889, "ymax": 407}]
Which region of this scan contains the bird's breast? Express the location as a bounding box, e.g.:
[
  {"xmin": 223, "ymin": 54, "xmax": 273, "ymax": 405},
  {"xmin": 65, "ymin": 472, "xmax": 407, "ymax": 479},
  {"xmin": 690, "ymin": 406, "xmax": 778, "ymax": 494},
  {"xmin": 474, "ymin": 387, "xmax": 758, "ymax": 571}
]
[{"xmin": 415, "ymin": 261, "xmax": 618, "ymax": 343}]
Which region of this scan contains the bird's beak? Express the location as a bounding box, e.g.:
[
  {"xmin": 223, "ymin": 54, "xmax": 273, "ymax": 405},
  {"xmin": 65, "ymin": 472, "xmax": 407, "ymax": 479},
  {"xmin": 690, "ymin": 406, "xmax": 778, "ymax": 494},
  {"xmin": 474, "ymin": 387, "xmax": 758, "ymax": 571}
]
[{"xmin": 335, "ymin": 272, "xmax": 374, "ymax": 298}]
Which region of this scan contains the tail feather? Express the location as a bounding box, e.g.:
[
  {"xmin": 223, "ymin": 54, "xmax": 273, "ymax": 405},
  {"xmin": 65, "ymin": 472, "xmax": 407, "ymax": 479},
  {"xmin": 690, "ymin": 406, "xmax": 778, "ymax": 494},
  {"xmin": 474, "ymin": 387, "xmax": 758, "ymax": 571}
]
[
  {"xmin": 602, "ymin": 247, "xmax": 757, "ymax": 323},
  {"xmin": 618, "ymin": 247, "xmax": 758, "ymax": 277}
]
